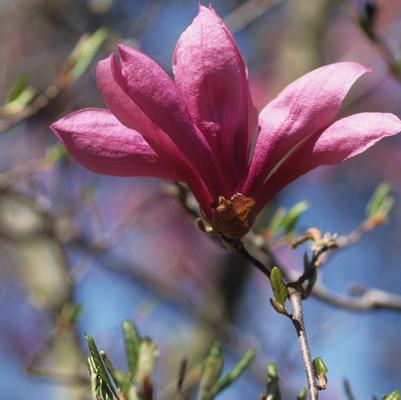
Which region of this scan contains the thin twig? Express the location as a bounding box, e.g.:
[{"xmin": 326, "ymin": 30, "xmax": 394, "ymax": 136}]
[
  {"xmin": 289, "ymin": 289, "xmax": 319, "ymax": 400},
  {"xmin": 235, "ymin": 240, "xmax": 318, "ymax": 399},
  {"xmin": 0, "ymin": 158, "xmax": 49, "ymax": 188},
  {"xmin": 312, "ymin": 282, "xmax": 401, "ymax": 312},
  {"xmin": 234, "ymin": 241, "xmax": 271, "ymax": 278},
  {"xmin": 349, "ymin": 2, "xmax": 401, "ymax": 85},
  {"xmin": 172, "ymin": 185, "xmax": 401, "ymax": 315},
  {"xmin": 224, "ymin": 0, "xmax": 286, "ymax": 33}
]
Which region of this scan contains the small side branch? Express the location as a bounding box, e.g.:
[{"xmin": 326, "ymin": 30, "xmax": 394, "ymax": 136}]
[
  {"xmin": 289, "ymin": 290, "xmax": 319, "ymax": 400},
  {"xmin": 312, "ymin": 283, "xmax": 401, "ymax": 312}
]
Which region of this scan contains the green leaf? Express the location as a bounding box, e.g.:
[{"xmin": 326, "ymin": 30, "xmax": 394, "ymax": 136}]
[
  {"xmin": 268, "ymin": 202, "xmax": 308, "ymax": 237},
  {"xmin": 100, "ymin": 351, "xmax": 120, "ymax": 389},
  {"xmin": 383, "ymin": 391, "xmax": 401, "ymax": 400},
  {"xmin": 45, "ymin": 143, "xmax": 68, "ymax": 163},
  {"xmin": 123, "ymin": 320, "xmax": 141, "ymax": 379},
  {"xmin": 198, "ymin": 342, "xmax": 224, "ymax": 400},
  {"xmin": 266, "ymin": 363, "xmax": 281, "ymax": 400},
  {"xmin": 278, "ymin": 201, "xmax": 309, "ymax": 234},
  {"xmin": 366, "ymin": 183, "xmax": 393, "ymax": 219},
  {"xmin": 70, "ymin": 28, "xmax": 109, "ymax": 81},
  {"xmin": 114, "ymin": 370, "xmax": 136, "ymax": 400},
  {"xmin": 270, "ymin": 267, "xmax": 288, "ymax": 307},
  {"xmin": 267, "ymin": 207, "xmax": 286, "ymax": 237},
  {"xmin": 7, "ymin": 73, "xmax": 31, "ymax": 102},
  {"xmin": 135, "ymin": 337, "xmax": 158, "ymax": 384},
  {"xmin": 87, "ymin": 355, "xmax": 115, "ymax": 400},
  {"xmin": 313, "ymin": 357, "xmax": 328, "ymax": 375},
  {"xmin": 86, "ymin": 335, "xmax": 119, "ymax": 398},
  {"xmin": 3, "ymin": 84, "xmax": 35, "ymax": 114},
  {"xmin": 313, "ymin": 357, "xmax": 328, "ymax": 390},
  {"xmin": 297, "ymin": 387, "xmax": 307, "ymax": 400},
  {"xmin": 210, "ymin": 349, "xmax": 256, "ymax": 396}
]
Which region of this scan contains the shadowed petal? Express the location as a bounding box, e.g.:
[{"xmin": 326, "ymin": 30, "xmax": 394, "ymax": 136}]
[
  {"xmin": 50, "ymin": 108, "xmax": 179, "ymax": 179},
  {"xmin": 244, "ymin": 62, "xmax": 370, "ymax": 195},
  {"xmin": 173, "ymin": 5, "xmax": 254, "ymax": 183},
  {"xmin": 112, "ymin": 44, "xmax": 228, "ymax": 197},
  {"xmin": 96, "ymin": 54, "xmax": 217, "ymax": 213},
  {"xmin": 252, "ymin": 112, "xmax": 401, "ymax": 212},
  {"xmin": 97, "ymin": 55, "xmax": 195, "ymax": 177}
]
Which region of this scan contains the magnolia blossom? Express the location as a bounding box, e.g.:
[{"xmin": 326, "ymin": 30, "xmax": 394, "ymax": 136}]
[{"xmin": 51, "ymin": 5, "xmax": 401, "ymax": 239}]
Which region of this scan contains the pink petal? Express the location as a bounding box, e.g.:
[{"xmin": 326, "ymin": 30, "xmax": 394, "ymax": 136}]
[
  {"xmin": 112, "ymin": 44, "xmax": 228, "ymax": 198},
  {"xmin": 244, "ymin": 62, "xmax": 371, "ymax": 195},
  {"xmin": 252, "ymin": 112, "xmax": 401, "ymax": 212},
  {"xmin": 173, "ymin": 5, "xmax": 254, "ymax": 184},
  {"xmin": 97, "ymin": 55, "xmax": 195, "ymax": 179},
  {"xmin": 50, "ymin": 108, "xmax": 179, "ymax": 179},
  {"xmin": 96, "ymin": 54, "xmax": 217, "ymax": 213}
]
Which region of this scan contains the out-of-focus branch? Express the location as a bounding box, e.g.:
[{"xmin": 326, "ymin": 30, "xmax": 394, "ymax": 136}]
[
  {"xmin": 224, "ymin": 0, "xmax": 286, "ymax": 33},
  {"xmin": 131, "ymin": 0, "xmax": 164, "ymax": 40},
  {"xmin": 312, "ymin": 283, "xmax": 401, "ymax": 312},
  {"xmin": 350, "ymin": 1, "xmax": 401, "ymax": 84},
  {"xmin": 0, "ymin": 158, "xmax": 49, "ymax": 188},
  {"xmin": 0, "ymin": 28, "xmax": 108, "ymax": 133}
]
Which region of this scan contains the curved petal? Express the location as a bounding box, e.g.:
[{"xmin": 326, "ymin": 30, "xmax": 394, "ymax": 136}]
[
  {"xmin": 96, "ymin": 54, "xmax": 216, "ymax": 214},
  {"xmin": 244, "ymin": 62, "xmax": 370, "ymax": 195},
  {"xmin": 97, "ymin": 55, "xmax": 198, "ymax": 179},
  {"xmin": 251, "ymin": 112, "xmax": 401, "ymax": 213},
  {"xmin": 173, "ymin": 5, "xmax": 254, "ymax": 182},
  {"xmin": 111, "ymin": 44, "xmax": 229, "ymax": 198},
  {"xmin": 50, "ymin": 108, "xmax": 179, "ymax": 179}
]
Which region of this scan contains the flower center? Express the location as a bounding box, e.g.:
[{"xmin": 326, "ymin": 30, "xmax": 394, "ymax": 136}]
[{"xmin": 211, "ymin": 193, "xmax": 256, "ymax": 239}]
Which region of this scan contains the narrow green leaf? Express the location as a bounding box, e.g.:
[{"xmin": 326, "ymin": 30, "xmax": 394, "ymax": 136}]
[
  {"xmin": 7, "ymin": 73, "xmax": 30, "ymax": 103},
  {"xmin": 87, "ymin": 355, "xmax": 115, "ymax": 400},
  {"xmin": 2, "ymin": 86, "xmax": 36, "ymax": 114},
  {"xmin": 210, "ymin": 349, "xmax": 256, "ymax": 396},
  {"xmin": 266, "ymin": 363, "xmax": 281, "ymax": 400},
  {"xmin": 383, "ymin": 391, "xmax": 401, "ymax": 400},
  {"xmin": 278, "ymin": 201, "xmax": 309, "ymax": 234},
  {"xmin": 198, "ymin": 342, "xmax": 224, "ymax": 400},
  {"xmin": 297, "ymin": 387, "xmax": 307, "ymax": 400},
  {"xmin": 270, "ymin": 267, "xmax": 288, "ymax": 307},
  {"xmin": 87, "ymin": 356, "xmax": 99, "ymax": 400},
  {"xmin": 268, "ymin": 207, "xmax": 286, "ymax": 237},
  {"xmin": 70, "ymin": 28, "xmax": 109, "ymax": 81},
  {"xmin": 46, "ymin": 143, "xmax": 68, "ymax": 163},
  {"xmin": 86, "ymin": 335, "xmax": 119, "ymax": 398},
  {"xmin": 123, "ymin": 320, "xmax": 141, "ymax": 379},
  {"xmin": 114, "ymin": 370, "xmax": 136, "ymax": 400},
  {"xmin": 100, "ymin": 350, "xmax": 120, "ymax": 389},
  {"xmin": 135, "ymin": 337, "xmax": 158, "ymax": 384},
  {"xmin": 268, "ymin": 202, "xmax": 308, "ymax": 237},
  {"xmin": 366, "ymin": 183, "xmax": 392, "ymax": 218}
]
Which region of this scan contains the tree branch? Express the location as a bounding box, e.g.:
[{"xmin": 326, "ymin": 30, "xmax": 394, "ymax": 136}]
[
  {"xmin": 289, "ymin": 290, "xmax": 319, "ymax": 400},
  {"xmin": 224, "ymin": 0, "xmax": 286, "ymax": 33},
  {"xmin": 312, "ymin": 282, "xmax": 401, "ymax": 312}
]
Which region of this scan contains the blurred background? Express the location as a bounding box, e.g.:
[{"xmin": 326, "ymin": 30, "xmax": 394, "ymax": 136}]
[{"xmin": 1, "ymin": 0, "xmax": 401, "ymax": 398}]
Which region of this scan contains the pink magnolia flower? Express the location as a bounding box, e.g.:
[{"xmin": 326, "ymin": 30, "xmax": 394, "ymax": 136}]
[{"xmin": 51, "ymin": 5, "xmax": 401, "ymax": 240}]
